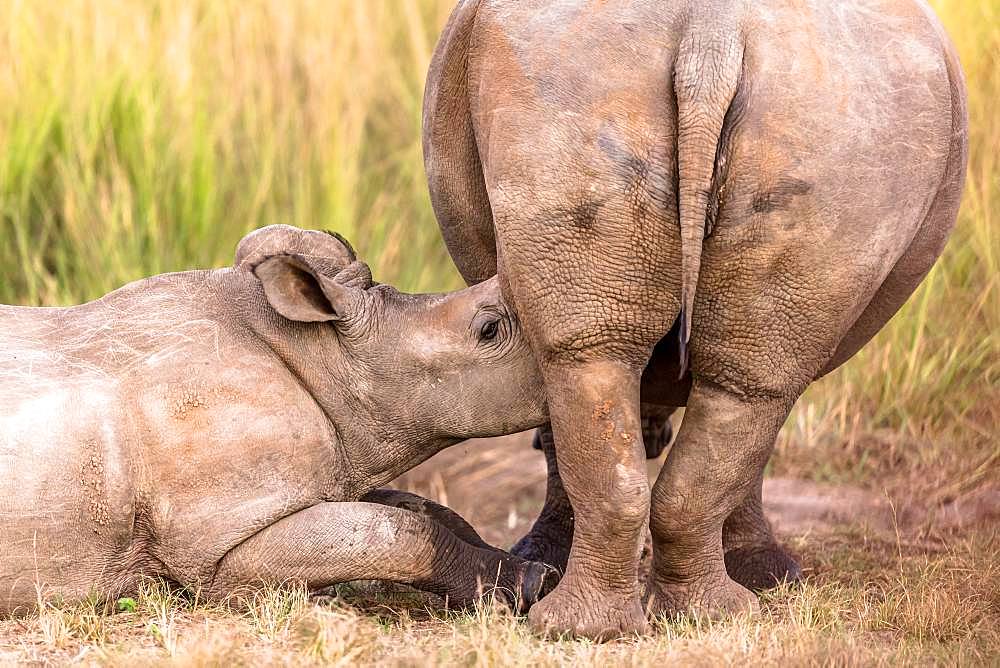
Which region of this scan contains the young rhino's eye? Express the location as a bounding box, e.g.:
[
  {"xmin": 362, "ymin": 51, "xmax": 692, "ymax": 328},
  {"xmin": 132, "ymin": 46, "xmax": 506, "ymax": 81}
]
[{"xmin": 480, "ymin": 319, "xmax": 500, "ymax": 341}]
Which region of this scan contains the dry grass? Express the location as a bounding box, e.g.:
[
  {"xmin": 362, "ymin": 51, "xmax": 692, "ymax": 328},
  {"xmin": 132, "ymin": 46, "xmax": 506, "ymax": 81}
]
[{"xmin": 2, "ymin": 530, "xmax": 995, "ymax": 666}]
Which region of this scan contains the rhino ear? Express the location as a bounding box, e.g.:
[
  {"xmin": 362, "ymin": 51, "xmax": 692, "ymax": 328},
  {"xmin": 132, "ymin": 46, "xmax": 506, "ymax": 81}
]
[{"xmin": 252, "ymin": 254, "xmax": 362, "ymax": 323}]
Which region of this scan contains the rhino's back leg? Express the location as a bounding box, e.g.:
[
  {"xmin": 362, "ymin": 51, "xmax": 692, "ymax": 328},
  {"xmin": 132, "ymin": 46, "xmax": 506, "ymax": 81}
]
[
  {"xmin": 647, "ymin": 0, "xmax": 963, "ymax": 618},
  {"xmin": 0, "ymin": 399, "xmax": 150, "ymax": 615},
  {"xmin": 510, "ymin": 403, "xmax": 677, "ymax": 573}
]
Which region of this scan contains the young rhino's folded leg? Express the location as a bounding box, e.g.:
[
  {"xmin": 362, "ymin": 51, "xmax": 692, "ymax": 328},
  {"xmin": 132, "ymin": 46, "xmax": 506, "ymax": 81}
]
[
  {"xmin": 209, "ymin": 501, "xmax": 556, "ymax": 612},
  {"xmin": 360, "ymin": 488, "xmax": 493, "ymax": 550}
]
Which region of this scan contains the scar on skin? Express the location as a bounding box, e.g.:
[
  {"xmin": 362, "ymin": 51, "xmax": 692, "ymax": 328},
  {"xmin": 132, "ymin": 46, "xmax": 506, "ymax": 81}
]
[
  {"xmin": 80, "ymin": 441, "xmax": 110, "ymax": 533},
  {"xmin": 169, "ymin": 390, "xmax": 207, "ymax": 420},
  {"xmin": 592, "ymin": 400, "xmax": 613, "ymax": 421},
  {"xmin": 167, "ymin": 385, "xmax": 238, "ymax": 420}
]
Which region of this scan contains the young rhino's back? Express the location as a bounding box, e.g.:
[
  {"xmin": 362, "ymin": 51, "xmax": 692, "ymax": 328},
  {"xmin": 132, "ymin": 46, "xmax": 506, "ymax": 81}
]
[{"xmin": 0, "ymin": 304, "xmax": 145, "ymax": 614}]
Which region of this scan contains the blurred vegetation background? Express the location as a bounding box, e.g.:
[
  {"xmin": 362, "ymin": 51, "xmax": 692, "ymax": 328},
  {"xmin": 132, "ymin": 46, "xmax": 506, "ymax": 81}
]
[
  {"xmin": 0, "ymin": 0, "xmax": 996, "ymax": 485},
  {"xmin": 0, "ymin": 0, "xmax": 459, "ymax": 299}
]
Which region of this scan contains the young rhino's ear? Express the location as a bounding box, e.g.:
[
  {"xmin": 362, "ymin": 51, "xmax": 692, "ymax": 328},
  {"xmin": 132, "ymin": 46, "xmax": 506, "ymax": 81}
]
[
  {"xmin": 252, "ymin": 254, "xmax": 370, "ymax": 323},
  {"xmin": 235, "ymin": 224, "xmax": 357, "ymax": 270}
]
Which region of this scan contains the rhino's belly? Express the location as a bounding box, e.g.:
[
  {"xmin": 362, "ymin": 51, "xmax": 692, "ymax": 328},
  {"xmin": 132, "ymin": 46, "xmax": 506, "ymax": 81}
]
[{"xmin": 0, "ymin": 382, "xmax": 142, "ymax": 613}]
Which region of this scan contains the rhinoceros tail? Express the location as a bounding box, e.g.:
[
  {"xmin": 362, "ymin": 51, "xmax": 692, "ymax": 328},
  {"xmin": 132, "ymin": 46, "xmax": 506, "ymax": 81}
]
[{"xmin": 673, "ymin": 29, "xmax": 746, "ymax": 376}]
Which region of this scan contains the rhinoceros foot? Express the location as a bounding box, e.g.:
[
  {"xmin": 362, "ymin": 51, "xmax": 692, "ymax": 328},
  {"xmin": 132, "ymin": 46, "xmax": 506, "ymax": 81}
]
[{"xmin": 725, "ymin": 543, "xmax": 803, "ymax": 592}]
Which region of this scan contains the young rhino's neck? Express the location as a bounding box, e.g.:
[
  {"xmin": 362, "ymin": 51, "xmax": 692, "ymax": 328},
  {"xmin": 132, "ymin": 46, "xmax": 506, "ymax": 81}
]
[{"xmin": 228, "ymin": 269, "xmax": 457, "ymax": 494}]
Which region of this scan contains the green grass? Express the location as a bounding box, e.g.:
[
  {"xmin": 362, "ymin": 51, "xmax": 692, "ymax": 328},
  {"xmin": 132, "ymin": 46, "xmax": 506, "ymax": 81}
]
[{"xmin": 0, "ymin": 0, "xmax": 463, "ymax": 306}]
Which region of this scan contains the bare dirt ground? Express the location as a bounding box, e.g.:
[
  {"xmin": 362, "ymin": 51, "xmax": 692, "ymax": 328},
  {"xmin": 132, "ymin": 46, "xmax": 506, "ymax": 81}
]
[
  {"xmin": 397, "ymin": 431, "xmax": 998, "ymax": 551},
  {"xmin": 2, "ymin": 431, "xmax": 997, "ymax": 666}
]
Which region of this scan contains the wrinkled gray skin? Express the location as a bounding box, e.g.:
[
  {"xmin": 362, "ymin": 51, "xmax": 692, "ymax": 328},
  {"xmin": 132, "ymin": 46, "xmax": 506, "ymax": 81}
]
[
  {"xmin": 423, "ymin": 0, "xmax": 967, "ymax": 639},
  {"xmin": 0, "ymin": 225, "xmax": 556, "ymax": 616}
]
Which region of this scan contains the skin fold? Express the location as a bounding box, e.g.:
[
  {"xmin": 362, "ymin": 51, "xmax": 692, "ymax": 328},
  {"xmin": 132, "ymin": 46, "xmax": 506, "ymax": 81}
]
[
  {"xmin": 423, "ymin": 0, "xmax": 967, "ymax": 639},
  {"xmin": 0, "ymin": 225, "xmax": 558, "ymax": 616}
]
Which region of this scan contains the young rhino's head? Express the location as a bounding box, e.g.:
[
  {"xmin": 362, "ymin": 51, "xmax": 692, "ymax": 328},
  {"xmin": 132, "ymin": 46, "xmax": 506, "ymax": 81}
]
[{"xmin": 237, "ymin": 225, "xmax": 546, "ymax": 447}]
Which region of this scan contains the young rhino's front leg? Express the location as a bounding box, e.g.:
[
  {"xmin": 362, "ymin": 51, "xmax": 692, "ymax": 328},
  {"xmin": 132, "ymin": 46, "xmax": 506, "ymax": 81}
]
[{"xmin": 208, "ymin": 494, "xmax": 557, "ymax": 612}]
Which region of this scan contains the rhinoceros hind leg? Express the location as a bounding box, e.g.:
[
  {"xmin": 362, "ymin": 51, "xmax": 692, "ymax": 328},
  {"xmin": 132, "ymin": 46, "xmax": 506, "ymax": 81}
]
[
  {"xmin": 514, "ymin": 406, "xmax": 676, "ymax": 572},
  {"xmin": 722, "ymin": 473, "xmax": 802, "ymax": 591},
  {"xmin": 724, "ymin": 544, "xmax": 803, "ymax": 592},
  {"xmin": 511, "ymin": 425, "xmax": 574, "ymax": 572},
  {"xmin": 647, "ymin": 382, "xmax": 798, "ymax": 620}
]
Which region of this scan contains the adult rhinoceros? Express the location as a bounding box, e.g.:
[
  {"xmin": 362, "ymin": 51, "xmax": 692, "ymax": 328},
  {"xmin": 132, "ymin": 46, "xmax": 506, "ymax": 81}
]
[{"xmin": 423, "ymin": 0, "xmax": 967, "ymax": 639}]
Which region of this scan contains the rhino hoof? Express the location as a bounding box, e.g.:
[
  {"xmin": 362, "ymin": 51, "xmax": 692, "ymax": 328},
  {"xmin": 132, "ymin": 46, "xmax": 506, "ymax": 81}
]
[
  {"xmin": 514, "ymin": 561, "xmax": 561, "ymax": 613},
  {"xmin": 724, "ymin": 543, "xmax": 803, "ymax": 592}
]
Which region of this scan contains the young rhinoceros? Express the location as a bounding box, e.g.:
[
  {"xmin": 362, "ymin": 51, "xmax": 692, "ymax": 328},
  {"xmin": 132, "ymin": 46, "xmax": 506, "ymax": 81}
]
[{"xmin": 0, "ymin": 224, "xmax": 553, "ymax": 616}]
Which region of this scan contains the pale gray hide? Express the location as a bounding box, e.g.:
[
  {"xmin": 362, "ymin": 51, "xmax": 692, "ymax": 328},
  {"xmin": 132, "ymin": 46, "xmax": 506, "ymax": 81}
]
[{"xmin": 0, "ymin": 225, "xmax": 555, "ymax": 615}]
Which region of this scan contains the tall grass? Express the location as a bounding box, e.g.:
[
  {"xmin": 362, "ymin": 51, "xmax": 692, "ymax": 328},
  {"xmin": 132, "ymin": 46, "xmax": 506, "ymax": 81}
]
[
  {"xmin": 0, "ymin": 0, "xmax": 460, "ymax": 305},
  {"xmin": 0, "ymin": 0, "xmax": 995, "ymax": 444}
]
